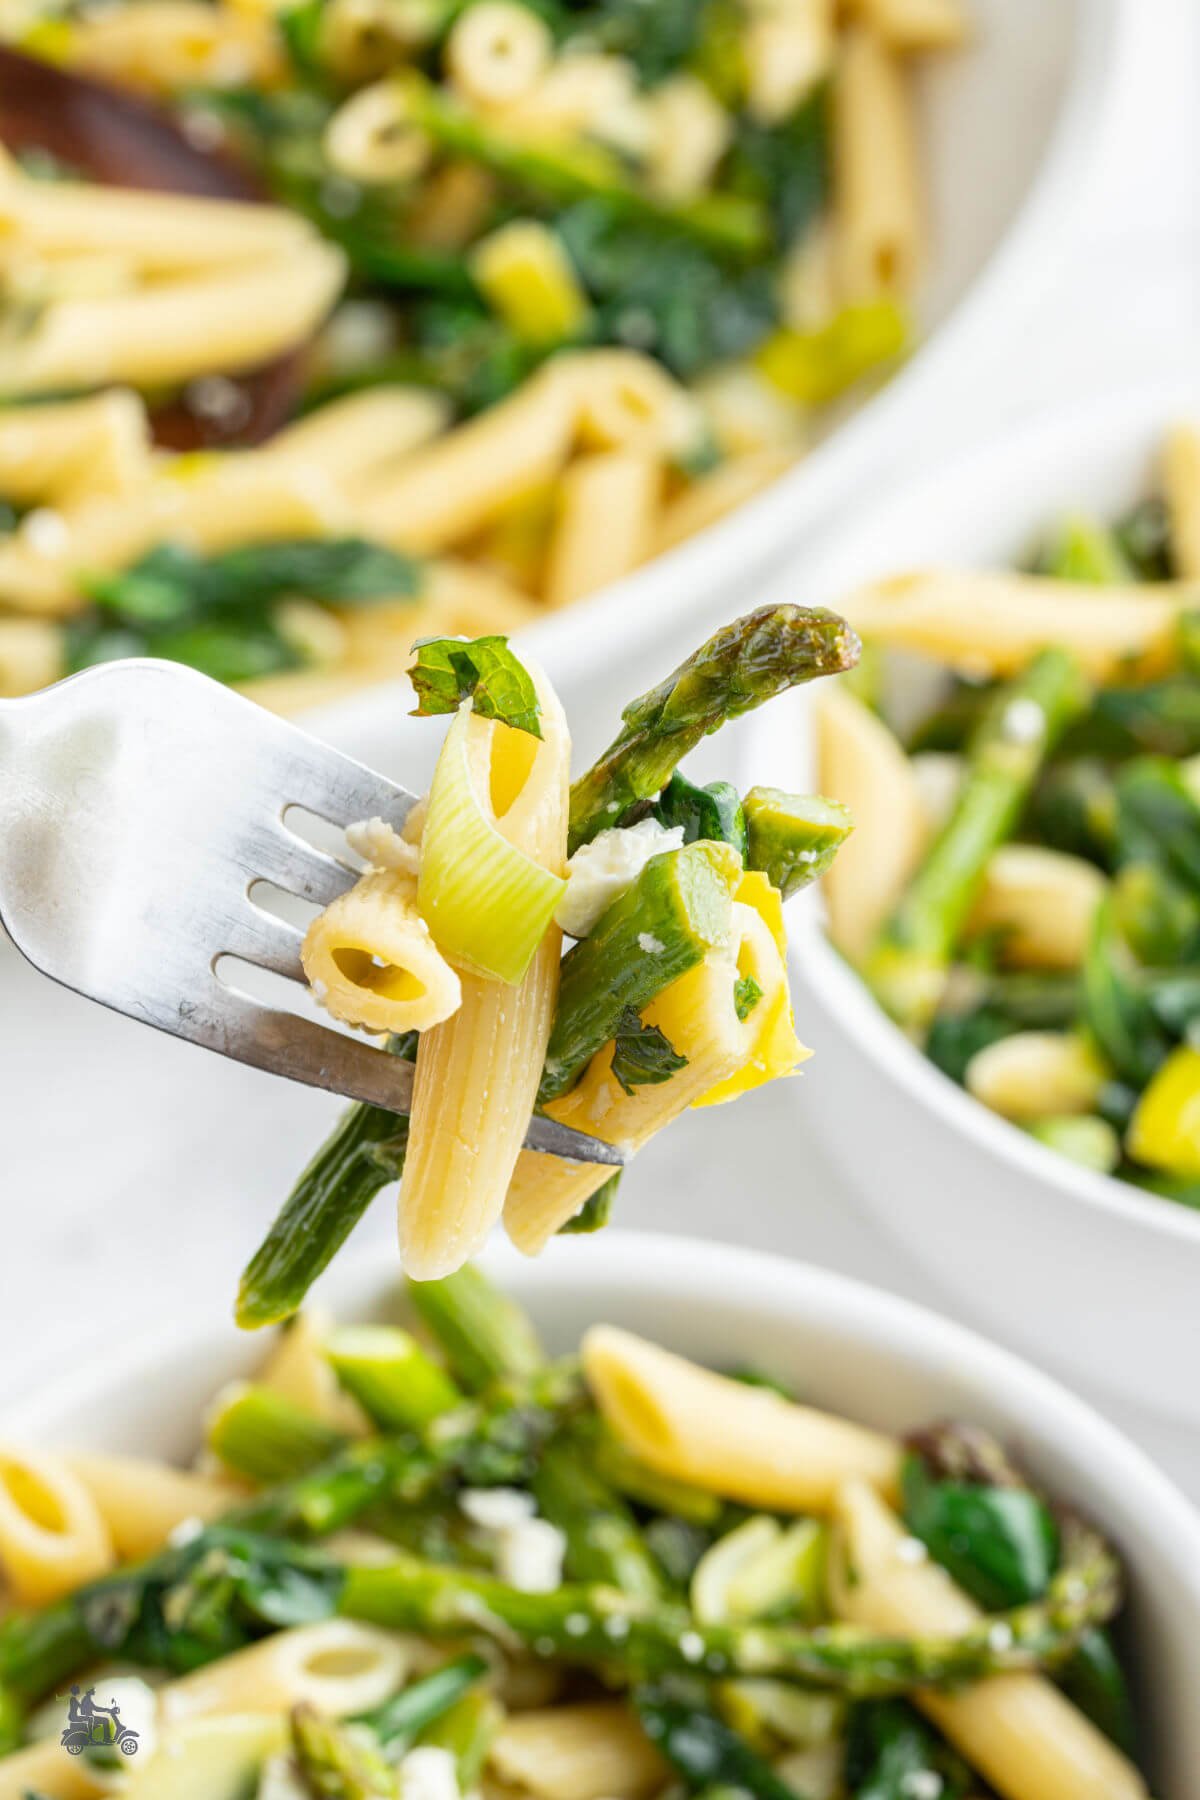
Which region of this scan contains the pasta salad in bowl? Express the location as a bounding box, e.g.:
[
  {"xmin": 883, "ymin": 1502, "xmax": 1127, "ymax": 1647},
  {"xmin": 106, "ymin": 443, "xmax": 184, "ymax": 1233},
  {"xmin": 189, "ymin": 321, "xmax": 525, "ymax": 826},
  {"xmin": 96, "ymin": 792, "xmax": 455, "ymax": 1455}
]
[
  {"xmin": 740, "ymin": 378, "xmax": 1200, "ymax": 1449},
  {"xmin": 3, "ymin": 1236, "xmax": 1199, "ymax": 1799},
  {"xmin": 0, "ymin": 0, "xmax": 1114, "ymax": 707}
]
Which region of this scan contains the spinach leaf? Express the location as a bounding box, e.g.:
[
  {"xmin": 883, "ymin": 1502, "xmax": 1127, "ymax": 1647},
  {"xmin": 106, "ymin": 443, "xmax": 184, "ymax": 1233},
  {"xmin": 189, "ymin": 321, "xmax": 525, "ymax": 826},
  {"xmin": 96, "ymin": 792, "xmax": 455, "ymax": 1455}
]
[
  {"xmin": 609, "ymin": 1005, "xmax": 688, "ymax": 1096},
  {"xmin": 634, "ymin": 1680, "xmax": 798, "ymax": 1800},
  {"xmin": 726, "ymin": 88, "xmax": 829, "ymax": 245},
  {"xmin": 846, "ymin": 1700, "xmax": 974, "ymax": 1800},
  {"xmin": 901, "ymin": 1451, "xmax": 1059, "ymax": 1611},
  {"xmin": 409, "ymin": 635, "xmax": 542, "ymax": 737},
  {"xmin": 570, "ymin": 0, "xmax": 712, "ymax": 84},
  {"xmin": 650, "ymin": 770, "xmax": 749, "ymax": 855}
]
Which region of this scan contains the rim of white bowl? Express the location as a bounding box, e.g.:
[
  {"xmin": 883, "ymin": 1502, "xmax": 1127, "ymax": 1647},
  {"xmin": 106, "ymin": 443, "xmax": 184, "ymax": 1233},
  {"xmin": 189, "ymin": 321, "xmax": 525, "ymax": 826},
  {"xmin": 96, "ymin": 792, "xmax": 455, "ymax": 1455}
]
[
  {"xmin": 297, "ymin": 0, "xmax": 1125, "ymax": 734},
  {"xmin": 8, "ymin": 1231, "xmax": 1200, "ymax": 1581}
]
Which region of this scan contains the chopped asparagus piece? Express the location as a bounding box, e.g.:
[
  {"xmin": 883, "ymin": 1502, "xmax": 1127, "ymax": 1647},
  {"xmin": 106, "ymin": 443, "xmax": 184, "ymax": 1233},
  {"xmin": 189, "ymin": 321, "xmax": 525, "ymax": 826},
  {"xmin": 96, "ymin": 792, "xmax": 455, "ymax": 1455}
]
[
  {"xmin": 327, "ymin": 1326, "xmax": 464, "ymax": 1430},
  {"xmin": 743, "ymin": 787, "xmax": 853, "ymax": 899}
]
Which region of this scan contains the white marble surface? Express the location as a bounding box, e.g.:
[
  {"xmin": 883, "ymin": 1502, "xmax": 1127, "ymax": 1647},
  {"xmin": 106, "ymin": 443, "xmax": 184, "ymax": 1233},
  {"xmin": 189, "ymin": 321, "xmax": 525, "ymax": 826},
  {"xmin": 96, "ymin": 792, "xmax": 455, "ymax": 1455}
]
[{"xmin": 4, "ymin": 0, "xmax": 1200, "ymax": 1491}]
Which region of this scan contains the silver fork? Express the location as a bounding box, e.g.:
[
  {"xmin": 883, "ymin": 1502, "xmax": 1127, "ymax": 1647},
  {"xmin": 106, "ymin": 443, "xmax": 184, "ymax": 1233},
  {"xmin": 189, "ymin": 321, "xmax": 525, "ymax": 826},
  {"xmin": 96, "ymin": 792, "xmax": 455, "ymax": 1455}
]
[{"xmin": 0, "ymin": 659, "xmax": 623, "ymax": 1166}]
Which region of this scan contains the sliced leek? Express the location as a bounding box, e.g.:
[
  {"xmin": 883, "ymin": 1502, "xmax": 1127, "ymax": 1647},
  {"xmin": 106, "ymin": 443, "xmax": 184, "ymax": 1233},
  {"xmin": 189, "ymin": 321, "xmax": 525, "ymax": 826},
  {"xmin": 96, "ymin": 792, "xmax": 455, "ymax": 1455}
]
[{"xmin": 418, "ymin": 704, "xmax": 566, "ymax": 985}]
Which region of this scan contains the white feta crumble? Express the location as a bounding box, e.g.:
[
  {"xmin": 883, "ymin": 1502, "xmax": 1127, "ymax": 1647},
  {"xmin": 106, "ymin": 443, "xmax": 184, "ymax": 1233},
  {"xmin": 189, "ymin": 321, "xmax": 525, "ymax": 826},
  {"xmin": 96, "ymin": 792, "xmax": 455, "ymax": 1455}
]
[
  {"xmin": 167, "ymin": 1514, "xmax": 205, "ymax": 1548},
  {"xmin": 459, "ymin": 1487, "xmax": 538, "ymax": 1530},
  {"xmin": 987, "ymin": 1622, "xmax": 1015, "ymax": 1652},
  {"xmin": 900, "ymin": 1773, "xmax": 944, "ymax": 1800},
  {"xmin": 555, "ymin": 820, "xmax": 685, "ymax": 939},
  {"xmin": 459, "ymin": 1488, "xmax": 566, "ymax": 1593},
  {"xmin": 894, "ymin": 1536, "xmax": 928, "ymax": 1566},
  {"xmin": 346, "ymin": 816, "xmax": 421, "ymax": 875},
  {"xmin": 678, "ymin": 1630, "xmax": 705, "ymax": 1664},
  {"xmin": 24, "ymin": 508, "xmax": 69, "ymax": 557},
  {"xmin": 400, "ymin": 1745, "xmax": 461, "ymax": 1800},
  {"xmin": 637, "ymin": 932, "xmax": 665, "ymax": 954},
  {"xmin": 999, "ymin": 697, "xmax": 1046, "ymax": 745}
]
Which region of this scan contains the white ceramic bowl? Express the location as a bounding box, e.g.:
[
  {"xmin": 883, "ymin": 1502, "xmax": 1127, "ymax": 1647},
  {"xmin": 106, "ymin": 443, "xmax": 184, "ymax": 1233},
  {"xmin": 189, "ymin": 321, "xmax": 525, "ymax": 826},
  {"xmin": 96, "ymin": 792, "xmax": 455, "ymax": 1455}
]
[
  {"xmin": 8, "ymin": 1233, "xmax": 1200, "ymax": 1790},
  {"xmin": 735, "ymin": 374, "xmax": 1200, "ymax": 1449},
  {"xmin": 304, "ymin": 0, "xmax": 1120, "ymax": 715}
]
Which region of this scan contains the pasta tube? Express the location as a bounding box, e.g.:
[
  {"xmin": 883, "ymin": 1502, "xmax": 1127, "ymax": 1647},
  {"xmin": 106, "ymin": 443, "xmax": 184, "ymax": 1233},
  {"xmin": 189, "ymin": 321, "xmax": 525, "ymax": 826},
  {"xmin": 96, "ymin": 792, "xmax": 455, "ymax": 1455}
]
[
  {"xmin": 160, "ymin": 1621, "xmax": 414, "ymax": 1725},
  {"xmin": 400, "ymin": 665, "xmax": 570, "ymax": 1279},
  {"xmin": 582, "ymin": 1329, "xmax": 901, "ymax": 1510},
  {"xmin": 67, "ymin": 0, "xmax": 284, "ymax": 92},
  {"xmin": 829, "ymin": 1479, "xmax": 1148, "ymax": 1800},
  {"xmin": 504, "ymin": 904, "xmax": 793, "ymax": 1250},
  {"xmin": 0, "ymin": 620, "xmax": 64, "ymax": 698},
  {"xmin": 0, "ymin": 1447, "xmax": 115, "ymax": 1604},
  {"xmin": 358, "ymin": 359, "xmax": 579, "ymax": 553},
  {"xmin": 815, "ymin": 683, "xmax": 928, "ymax": 961},
  {"xmin": 303, "ymin": 869, "xmax": 462, "ymax": 1035},
  {"xmin": 0, "ymin": 392, "xmax": 149, "ymax": 505},
  {"xmin": 544, "ymin": 451, "xmax": 660, "ymax": 608},
  {"xmin": 0, "ymin": 173, "xmax": 311, "ymax": 272},
  {"xmin": 66, "ymin": 1452, "xmax": 234, "ymax": 1559},
  {"xmin": 257, "ymin": 1306, "xmax": 369, "ymax": 1432},
  {"xmin": 0, "ymin": 1740, "xmax": 108, "ymax": 1800},
  {"xmin": 266, "ymin": 388, "xmax": 453, "ymax": 484},
  {"xmin": 490, "ymin": 1703, "xmax": 667, "ymax": 1800},
  {"xmin": 841, "ymin": 568, "xmax": 1200, "ymax": 680},
  {"xmin": 0, "ymin": 240, "xmax": 346, "ymax": 398},
  {"xmin": 849, "ymin": 0, "xmax": 969, "ymax": 49},
  {"xmin": 833, "ymin": 23, "xmax": 922, "ymax": 300}
]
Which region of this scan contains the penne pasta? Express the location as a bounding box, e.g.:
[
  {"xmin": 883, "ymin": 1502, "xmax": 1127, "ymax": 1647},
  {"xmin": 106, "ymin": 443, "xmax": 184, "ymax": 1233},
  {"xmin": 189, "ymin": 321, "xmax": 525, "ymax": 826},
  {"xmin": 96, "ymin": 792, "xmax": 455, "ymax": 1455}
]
[
  {"xmin": 0, "ymin": 619, "xmax": 65, "ymax": 698},
  {"xmin": 504, "ymin": 905, "xmax": 797, "ymax": 1250},
  {"xmin": 0, "ymin": 1447, "xmax": 115, "ymax": 1605},
  {"xmin": 160, "ymin": 1621, "xmax": 414, "ymax": 1724},
  {"xmin": 1162, "ymin": 422, "xmax": 1200, "ymax": 579},
  {"xmin": 0, "ymin": 1739, "xmax": 108, "ymax": 1800},
  {"xmin": 0, "ymin": 392, "xmax": 149, "ymax": 505},
  {"xmin": 543, "ymin": 451, "xmax": 660, "ymax": 608},
  {"xmin": 489, "ymin": 1704, "xmax": 667, "ymax": 1800},
  {"xmin": 358, "ymin": 362, "xmax": 580, "ymax": 554},
  {"xmin": 0, "ymin": 240, "xmax": 346, "ymax": 398},
  {"xmin": 0, "ymin": 456, "xmax": 349, "ymax": 614},
  {"xmin": 66, "ymin": 1451, "xmax": 234, "ymax": 1558},
  {"xmin": 829, "ymin": 1480, "xmax": 1148, "ymax": 1800},
  {"xmin": 400, "ymin": 664, "xmax": 570, "ymax": 1279},
  {"xmin": 653, "ymin": 449, "xmax": 796, "ymax": 553},
  {"xmin": 815, "ymin": 684, "xmax": 928, "ymax": 962},
  {"xmin": 582, "ymin": 1328, "xmax": 901, "ymax": 1510},
  {"xmin": 302, "ymin": 868, "xmax": 463, "ymax": 1035},
  {"xmin": 839, "ymin": 567, "xmax": 1200, "ymax": 679},
  {"xmin": 967, "ymin": 845, "xmax": 1107, "ymax": 969},
  {"xmin": 848, "ymin": 0, "xmax": 970, "ymax": 51},
  {"xmin": 0, "ymin": 171, "xmax": 312, "ymax": 273},
  {"xmin": 266, "ymin": 387, "xmax": 453, "ymax": 484},
  {"xmin": 256, "ymin": 1307, "xmax": 370, "ymax": 1432},
  {"xmin": 833, "ymin": 23, "xmax": 923, "ymax": 301},
  {"xmin": 743, "ymin": 0, "xmax": 835, "ymax": 126},
  {"xmin": 67, "ymin": 0, "xmax": 285, "ymax": 92}
]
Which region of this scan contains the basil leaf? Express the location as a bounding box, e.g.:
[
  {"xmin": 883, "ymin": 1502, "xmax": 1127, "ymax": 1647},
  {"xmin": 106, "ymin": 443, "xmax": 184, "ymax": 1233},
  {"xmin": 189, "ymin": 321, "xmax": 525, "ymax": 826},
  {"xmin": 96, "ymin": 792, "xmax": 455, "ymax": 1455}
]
[
  {"xmin": 734, "ymin": 974, "xmax": 763, "ymax": 1021},
  {"xmin": 901, "ymin": 1452, "xmax": 1059, "ymax": 1611},
  {"xmin": 609, "ymin": 1005, "xmax": 687, "ymax": 1097},
  {"xmin": 410, "ymin": 635, "xmax": 542, "ymax": 738}
]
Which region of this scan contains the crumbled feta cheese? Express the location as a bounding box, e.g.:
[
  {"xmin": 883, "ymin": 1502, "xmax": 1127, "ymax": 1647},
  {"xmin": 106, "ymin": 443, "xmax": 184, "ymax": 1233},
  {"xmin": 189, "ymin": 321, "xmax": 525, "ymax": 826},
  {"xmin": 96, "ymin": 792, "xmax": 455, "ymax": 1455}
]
[
  {"xmin": 459, "ymin": 1487, "xmax": 538, "ymax": 1530},
  {"xmin": 401, "ymin": 1746, "xmax": 461, "ymax": 1800},
  {"xmin": 900, "ymin": 1772, "xmax": 944, "ymax": 1800},
  {"xmin": 167, "ymin": 1515, "xmax": 205, "ymax": 1548},
  {"xmin": 637, "ymin": 932, "xmax": 665, "ymax": 954},
  {"xmin": 496, "ymin": 1516, "xmax": 566, "ymax": 1593},
  {"xmin": 894, "ymin": 1536, "xmax": 928, "ymax": 1565},
  {"xmin": 555, "ymin": 820, "xmax": 685, "ymax": 939},
  {"xmin": 24, "ymin": 508, "xmax": 69, "ymax": 557},
  {"xmin": 999, "ymin": 697, "xmax": 1046, "ymax": 745},
  {"xmin": 460, "ymin": 1488, "xmax": 565, "ymax": 1592},
  {"xmin": 346, "ymin": 816, "xmax": 421, "ymax": 875}
]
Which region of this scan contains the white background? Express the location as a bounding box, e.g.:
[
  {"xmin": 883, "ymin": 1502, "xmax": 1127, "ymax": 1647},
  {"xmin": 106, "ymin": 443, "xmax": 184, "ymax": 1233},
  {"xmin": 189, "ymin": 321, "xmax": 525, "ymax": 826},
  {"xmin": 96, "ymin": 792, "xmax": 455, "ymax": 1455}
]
[{"xmin": 3, "ymin": 0, "xmax": 1199, "ymax": 1482}]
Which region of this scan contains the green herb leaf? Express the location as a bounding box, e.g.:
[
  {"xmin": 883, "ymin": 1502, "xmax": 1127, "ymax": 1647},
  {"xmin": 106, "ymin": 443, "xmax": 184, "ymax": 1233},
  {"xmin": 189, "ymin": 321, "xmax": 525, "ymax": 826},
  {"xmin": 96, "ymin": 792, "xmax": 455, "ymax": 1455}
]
[
  {"xmin": 634, "ymin": 1680, "xmax": 798, "ymax": 1800},
  {"xmin": 846, "ymin": 1699, "xmax": 974, "ymax": 1800},
  {"xmin": 410, "ymin": 636, "xmax": 542, "ymax": 738},
  {"xmin": 901, "ymin": 1453, "xmax": 1059, "ymax": 1612},
  {"xmin": 733, "ymin": 974, "xmax": 763, "ymax": 1021},
  {"xmin": 649, "ymin": 770, "xmax": 748, "ymax": 855},
  {"xmin": 608, "ymin": 1005, "xmax": 687, "ymax": 1097}
]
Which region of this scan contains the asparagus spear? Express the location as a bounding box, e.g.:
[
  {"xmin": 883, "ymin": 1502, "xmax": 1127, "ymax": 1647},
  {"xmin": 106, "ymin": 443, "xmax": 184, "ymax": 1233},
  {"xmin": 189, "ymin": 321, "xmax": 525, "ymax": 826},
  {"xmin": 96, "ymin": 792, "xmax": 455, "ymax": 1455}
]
[
  {"xmin": 292, "ymin": 1702, "xmax": 399, "ymax": 1798},
  {"xmin": 533, "ymin": 1433, "xmax": 664, "ymax": 1598},
  {"xmin": 867, "ymin": 649, "xmax": 1089, "ymax": 1031},
  {"xmin": 407, "ymin": 1262, "xmax": 545, "ymax": 1390},
  {"xmin": 327, "ymin": 1325, "xmax": 464, "ymax": 1430},
  {"xmin": 541, "ymin": 841, "xmax": 741, "ymax": 1100},
  {"xmin": 237, "ymin": 1083, "xmax": 410, "ymax": 1328},
  {"xmin": 743, "ymin": 787, "xmax": 853, "ymax": 899},
  {"xmin": 391, "ymin": 71, "xmax": 769, "ymax": 257},
  {"xmin": 568, "ymin": 606, "xmax": 861, "ymax": 852},
  {"xmin": 339, "ymin": 1529, "xmax": 1121, "ymax": 1696},
  {"xmin": 208, "ymin": 1382, "xmax": 347, "ymax": 1483}
]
